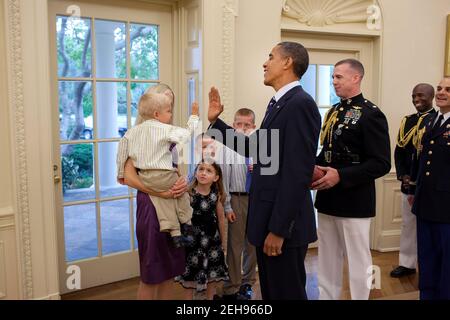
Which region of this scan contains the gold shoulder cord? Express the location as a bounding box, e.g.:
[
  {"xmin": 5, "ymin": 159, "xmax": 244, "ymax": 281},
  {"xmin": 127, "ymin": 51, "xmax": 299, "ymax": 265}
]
[
  {"xmin": 320, "ymin": 107, "xmax": 339, "ymax": 147},
  {"xmin": 412, "ymin": 115, "xmax": 427, "ymax": 153},
  {"xmin": 397, "ymin": 116, "xmax": 418, "ymax": 148}
]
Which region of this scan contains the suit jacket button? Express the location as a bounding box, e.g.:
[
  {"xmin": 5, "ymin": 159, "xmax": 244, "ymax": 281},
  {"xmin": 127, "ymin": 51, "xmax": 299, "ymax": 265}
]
[
  {"xmin": 426, "ymin": 172, "xmax": 430, "ymax": 176},
  {"xmin": 428, "ymin": 151, "xmax": 433, "ymax": 155},
  {"xmin": 430, "ymin": 140, "xmax": 435, "ymax": 144}
]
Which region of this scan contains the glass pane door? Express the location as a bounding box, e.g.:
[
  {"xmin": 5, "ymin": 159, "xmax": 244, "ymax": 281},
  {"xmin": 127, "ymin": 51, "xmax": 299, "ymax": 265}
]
[
  {"xmin": 57, "ymin": 15, "xmax": 158, "ymax": 262},
  {"xmin": 50, "ymin": 0, "xmax": 173, "ymax": 293}
]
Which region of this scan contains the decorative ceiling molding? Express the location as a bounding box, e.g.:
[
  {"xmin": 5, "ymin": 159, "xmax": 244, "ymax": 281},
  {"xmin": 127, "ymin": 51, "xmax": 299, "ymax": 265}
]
[{"xmin": 282, "ymin": 0, "xmax": 376, "ymax": 27}]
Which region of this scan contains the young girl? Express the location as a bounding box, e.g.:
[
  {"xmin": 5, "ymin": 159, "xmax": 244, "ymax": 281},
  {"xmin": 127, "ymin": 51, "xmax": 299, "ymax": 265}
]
[{"xmin": 176, "ymin": 160, "xmax": 229, "ymax": 300}]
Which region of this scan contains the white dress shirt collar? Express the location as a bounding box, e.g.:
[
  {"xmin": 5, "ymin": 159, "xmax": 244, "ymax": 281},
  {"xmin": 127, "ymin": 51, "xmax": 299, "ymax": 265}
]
[
  {"xmin": 435, "ymin": 111, "xmax": 450, "ymax": 126},
  {"xmin": 274, "ymin": 80, "xmax": 300, "ymax": 102}
]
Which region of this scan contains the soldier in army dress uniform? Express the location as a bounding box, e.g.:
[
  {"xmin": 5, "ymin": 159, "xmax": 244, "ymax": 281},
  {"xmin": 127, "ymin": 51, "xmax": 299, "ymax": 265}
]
[
  {"xmin": 390, "ymin": 84, "xmax": 436, "ymax": 278},
  {"xmin": 311, "ymin": 59, "xmax": 391, "ymax": 300},
  {"xmin": 410, "ymin": 77, "xmax": 450, "ymax": 300}
]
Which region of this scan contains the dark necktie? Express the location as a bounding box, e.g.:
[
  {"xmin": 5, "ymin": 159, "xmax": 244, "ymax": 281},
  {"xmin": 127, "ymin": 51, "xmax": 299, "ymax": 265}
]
[
  {"xmin": 245, "ymin": 157, "xmax": 252, "ymax": 193},
  {"xmin": 262, "ymin": 97, "xmax": 276, "ymax": 124},
  {"xmin": 431, "ymin": 114, "xmax": 444, "ymax": 134}
]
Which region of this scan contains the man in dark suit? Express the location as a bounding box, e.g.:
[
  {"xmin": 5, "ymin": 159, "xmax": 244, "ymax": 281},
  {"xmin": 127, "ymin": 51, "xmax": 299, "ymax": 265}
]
[
  {"xmin": 410, "ymin": 77, "xmax": 450, "ymax": 300},
  {"xmin": 312, "ymin": 59, "xmax": 391, "ymax": 300},
  {"xmin": 207, "ymin": 42, "xmax": 321, "ymax": 300},
  {"xmin": 390, "ymin": 83, "xmax": 435, "ymax": 278}
]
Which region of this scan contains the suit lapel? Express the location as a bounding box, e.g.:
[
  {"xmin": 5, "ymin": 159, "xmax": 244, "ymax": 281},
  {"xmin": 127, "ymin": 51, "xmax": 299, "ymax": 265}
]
[{"xmin": 261, "ymin": 86, "xmax": 301, "ymax": 129}]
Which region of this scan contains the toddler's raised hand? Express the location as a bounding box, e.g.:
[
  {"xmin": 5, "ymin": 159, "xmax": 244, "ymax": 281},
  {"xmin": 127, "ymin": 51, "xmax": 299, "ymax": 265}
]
[{"xmin": 191, "ymin": 102, "xmax": 199, "ymax": 116}]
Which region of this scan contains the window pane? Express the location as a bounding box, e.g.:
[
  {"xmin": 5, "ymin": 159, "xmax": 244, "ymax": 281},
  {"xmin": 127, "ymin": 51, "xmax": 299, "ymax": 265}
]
[
  {"xmin": 98, "ymin": 141, "xmax": 128, "ymax": 198},
  {"xmin": 318, "ymin": 65, "xmax": 339, "ymax": 106},
  {"xmin": 101, "ymin": 199, "xmax": 131, "ymax": 255},
  {"xmin": 130, "ymin": 24, "xmax": 159, "ymax": 80},
  {"xmin": 96, "ymin": 82, "xmax": 128, "ymax": 139},
  {"xmin": 95, "ymin": 20, "xmax": 126, "ymax": 79},
  {"xmin": 61, "ymin": 143, "xmax": 95, "ymax": 202},
  {"xmin": 56, "ymin": 16, "xmax": 92, "ymax": 78},
  {"xmin": 64, "ymin": 203, "xmax": 98, "ymax": 261},
  {"xmin": 300, "ymin": 65, "xmax": 316, "ymax": 99},
  {"xmin": 59, "ymin": 81, "xmax": 93, "ymax": 141},
  {"xmin": 131, "ymin": 82, "xmax": 155, "ymax": 125}
]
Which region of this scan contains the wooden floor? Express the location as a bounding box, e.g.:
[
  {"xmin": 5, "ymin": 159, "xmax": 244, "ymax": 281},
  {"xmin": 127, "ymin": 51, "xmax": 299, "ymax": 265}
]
[{"xmin": 61, "ymin": 249, "xmax": 419, "ymax": 300}]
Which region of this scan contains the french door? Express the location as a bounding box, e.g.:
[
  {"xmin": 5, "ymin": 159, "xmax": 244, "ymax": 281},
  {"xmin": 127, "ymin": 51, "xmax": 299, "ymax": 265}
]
[{"xmin": 49, "ymin": 0, "xmax": 173, "ymax": 294}]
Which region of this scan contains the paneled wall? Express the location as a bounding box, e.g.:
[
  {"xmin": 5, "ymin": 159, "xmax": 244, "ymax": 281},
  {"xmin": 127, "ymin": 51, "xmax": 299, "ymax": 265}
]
[{"xmin": 0, "ymin": 0, "xmax": 20, "ymax": 300}]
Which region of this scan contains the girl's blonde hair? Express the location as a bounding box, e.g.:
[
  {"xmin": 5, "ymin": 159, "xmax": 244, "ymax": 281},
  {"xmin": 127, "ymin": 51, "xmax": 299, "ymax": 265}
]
[
  {"xmin": 134, "ymin": 83, "xmax": 175, "ymax": 126},
  {"xmin": 189, "ymin": 160, "xmax": 226, "ymax": 205}
]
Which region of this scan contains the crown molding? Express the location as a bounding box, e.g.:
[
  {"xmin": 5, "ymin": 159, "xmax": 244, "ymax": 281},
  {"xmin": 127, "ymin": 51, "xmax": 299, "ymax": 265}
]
[{"xmin": 282, "ymin": 0, "xmax": 375, "ymax": 26}]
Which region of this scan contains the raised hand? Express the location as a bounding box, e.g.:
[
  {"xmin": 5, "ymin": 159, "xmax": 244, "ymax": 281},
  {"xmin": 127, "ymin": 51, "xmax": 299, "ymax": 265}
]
[
  {"xmin": 191, "ymin": 102, "xmax": 199, "ymax": 116},
  {"xmin": 208, "ymin": 87, "xmax": 224, "ymax": 123}
]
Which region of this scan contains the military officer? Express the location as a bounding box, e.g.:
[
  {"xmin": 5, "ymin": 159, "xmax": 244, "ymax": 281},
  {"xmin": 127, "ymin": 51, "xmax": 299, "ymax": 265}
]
[
  {"xmin": 390, "ymin": 84, "xmax": 436, "ymax": 278},
  {"xmin": 410, "ymin": 77, "xmax": 450, "ymax": 300},
  {"xmin": 312, "ymin": 59, "xmax": 391, "ymax": 300}
]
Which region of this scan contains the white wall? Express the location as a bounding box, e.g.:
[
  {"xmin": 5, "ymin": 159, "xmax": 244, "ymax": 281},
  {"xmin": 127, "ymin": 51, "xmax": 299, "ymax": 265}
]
[
  {"xmin": 234, "ymin": 0, "xmax": 282, "ymax": 124},
  {"xmin": 379, "ymin": 0, "xmax": 450, "ymax": 144},
  {"xmin": 202, "ymin": 0, "xmax": 282, "ymax": 125}
]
